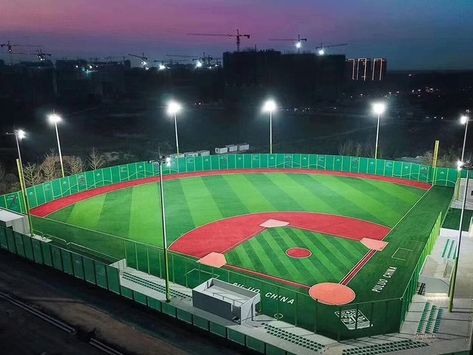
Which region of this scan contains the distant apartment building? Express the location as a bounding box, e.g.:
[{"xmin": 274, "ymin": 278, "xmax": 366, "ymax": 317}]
[{"xmin": 346, "ymin": 58, "xmax": 386, "ymax": 81}]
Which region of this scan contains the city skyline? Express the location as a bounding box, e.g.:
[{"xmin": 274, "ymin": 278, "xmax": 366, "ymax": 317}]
[{"xmin": 1, "ymin": 0, "xmax": 473, "ymax": 70}]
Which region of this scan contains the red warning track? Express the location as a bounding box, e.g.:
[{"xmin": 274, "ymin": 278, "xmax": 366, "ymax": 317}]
[
  {"xmin": 31, "ymin": 168, "xmax": 431, "ymax": 217},
  {"xmin": 170, "ymin": 212, "xmax": 390, "ymax": 258}
]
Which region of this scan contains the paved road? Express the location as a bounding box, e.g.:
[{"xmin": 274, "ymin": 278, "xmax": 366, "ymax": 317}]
[{"xmin": 0, "ymin": 250, "xmax": 253, "ymax": 354}]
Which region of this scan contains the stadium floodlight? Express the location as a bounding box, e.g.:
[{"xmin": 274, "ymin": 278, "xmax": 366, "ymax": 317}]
[
  {"xmin": 5, "ymin": 129, "xmax": 33, "ymax": 235},
  {"xmin": 318, "ymin": 48, "xmax": 325, "ymax": 56},
  {"xmin": 295, "ymin": 41, "xmax": 302, "ymax": 49},
  {"xmin": 460, "ymin": 114, "xmax": 470, "ymax": 163},
  {"xmin": 262, "ymin": 99, "xmax": 277, "ymax": 154},
  {"xmin": 371, "ymin": 101, "xmax": 387, "ymax": 159},
  {"xmin": 167, "ymin": 101, "xmax": 183, "ymax": 155},
  {"xmin": 47, "ymin": 113, "xmax": 65, "ymax": 178},
  {"xmin": 449, "ymin": 161, "xmax": 472, "ymax": 311}
]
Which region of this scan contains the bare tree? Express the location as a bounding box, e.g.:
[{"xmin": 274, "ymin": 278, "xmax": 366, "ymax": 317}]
[
  {"xmin": 23, "ymin": 163, "xmax": 42, "ymax": 187},
  {"xmin": 40, "ymin": 152, "xmax": 61, "ymax": 181},
  {"xmin": 65, "ymin": 155, "xmax": 84, "ymax": 175},
  {"xmin": 88, "ymin": 148, "xmax": 105, "ymax": 170}
]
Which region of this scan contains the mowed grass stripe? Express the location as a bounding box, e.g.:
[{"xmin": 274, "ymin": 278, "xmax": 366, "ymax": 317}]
[
  {"xmin": 270, "ymin": 229, "xmax": 322, "ymax": 284},
  {"xmin": 252, "ymin": 231, "xmax": 297, "ymax": 279},
  {"xmin": 265, "ymin": 173, "xmax": 337, "ymax": 213},
  {"xmin": 201, "ymin": 176, "xmax": 250, "ymax": 217},
  {"xmin": 282, "ymin": 228, "xmax": 333, "ymax": 282},
  {"xmin": 128, "ymin": 184, "xmax": 161, "ymax": 245},
  {"xmin": 48, "ymin": 205, "xmax": 74, "ymax": 223},
  {"xmin": 243, "ymin": 174, "xmax": 304, "ymax": 211},
  {"xmin": 222, "ymin": 174, "xmax": 275, "ymax": 212},
  {"xmin": 311, "ymin": 176, "xmax": 386, "ymax": 226},
  {"xmin": 355, "ymin": 179, "xmax": 423, "ymax": 207},
  {"xmin": 179, "ymin": 177, "xmax": 223, "ymax": 228},
  {"xmin": 241, "ymin": 238, "xmax": 280, "ymax": 276},
  {"xmin": 66, "ymin": 194, "xmax": 107, "ymax": 229},
  {"xmin": 164, "ymin": 180, "xmax": 197, "ymax": 243},
  {"xmin": 334, "ymin": 179, "xmax": 405, "ymax": 226},
  {"xmin": 288, "ymin": 229, "xmax": 345, "ymax": 281},
  {"xmin": 95, "ymin": 189, "xmax": 133, "ymax": 238},
  {"xmin": 328, "ymin": 235, "xmax": 368, "ymax": 260},
  {"xmin": 285, "ymin": 174, "xmax": 339, "ymax": 214}
]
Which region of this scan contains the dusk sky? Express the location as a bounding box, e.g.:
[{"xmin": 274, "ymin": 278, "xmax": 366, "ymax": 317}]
[{"xmin": 1, "ymin": 0, "xmax": 473, "ymax": 70}]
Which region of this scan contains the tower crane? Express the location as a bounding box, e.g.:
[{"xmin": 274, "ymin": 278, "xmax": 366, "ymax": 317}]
[
  {"xmin": 34, "ymin": 48, "xmax": 52, "ymax": 61},
  {"xmin": 316, "ymin": 43, "xmax": 348, "ymax": 56},
  {"xmin": 187, "ymin": 29, "xmax": 250, "ymax": 52},
  {"xmin": 128, "ymin": 53, "xmax": 149, "ymax": 69},
  {"xmin": 269, "ymin": 34, "xmax": 308, "ymax": 53},
  {"xmin": 0, "ymin": 40, "xmax": 41, "ymax": 63}
]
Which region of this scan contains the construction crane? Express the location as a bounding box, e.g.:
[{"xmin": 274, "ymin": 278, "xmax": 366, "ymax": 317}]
[
  {"xmin": 34, "ymin": 48, "xmax": 52, "ymax": 61},
  {"xmin": 269, "ymin": 34, "xmax": 308, "ymax": 53},
  {"xmin": 187, "ymin": 29, "xmax": 250, "ymax": 52},
  {"xmin": 316, "ymin": 43, "xmax": 348, "ymax": 56},
  {"xmin": 166, "ymin": 53, "xmax": 219, "ymax": 68},
  {"xmin": 128, "ymin": 53, "xmax": 149, "ymax": 69},
  {"xmin": 1, "ymin": 40, "xmax": 41, "ymax": 63}
]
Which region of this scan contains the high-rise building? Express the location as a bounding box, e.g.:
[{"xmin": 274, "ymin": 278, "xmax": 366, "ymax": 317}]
[{"xmin": 346, "ymin": 58, "xmax": 386, "ymax": 81}]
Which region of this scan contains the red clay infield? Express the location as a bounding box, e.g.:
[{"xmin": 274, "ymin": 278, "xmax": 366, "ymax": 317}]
[
  {"xmin": 286, "ymin": 247, "xmax": 312, "ymax": 259},
  {"xmin": 170, "ymin": 212, "xmax": 390, "ymax": 258},
  {"xmin": 309, "ymin": 283, "xmax": 356, "ymax": 305},
  {"xmin": 30, "ymin": 168, "xmax": 431, "ymax": 217}
]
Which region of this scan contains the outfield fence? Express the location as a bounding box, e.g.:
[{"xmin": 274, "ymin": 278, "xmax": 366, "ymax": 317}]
[
  {"xmin": 0, "ymin": 153, "xmax": 451, "ymax": 340},
  {"xmin": 0, "ymin": 153, "xmax": 464, "ymax": 215}
]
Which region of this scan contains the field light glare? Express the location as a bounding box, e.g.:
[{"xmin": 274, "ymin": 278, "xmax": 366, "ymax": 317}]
[
  {"xmin": 262, "ymin": 99, "xmax": 277, "ymax": 113},
  {"xmin": 158, "ymin": 64, "xmax": 166, "ymax": 71},
  {"xmin": 195, "ymin": 60, "xmax": 203, "ymax": 68},
  {"xmin": 167, "ymin": 101, "xmax": 182, "ymax": 116},
  {"xmin": 460, "ymin": 115, "xmax": 469, "ymax": 125},
  {"xmin": 48, "ymin": 113, "xmax": 62, "ymax": 124},
  {"xmin": 372, "ymin": 102, "xmax": 387, "ymax": 116},
  {"xmin": 165, "ymin": 157, "xmax": 172, "ymax": 167},
  {"xmin": 295, "ymin": 41, "xmax": 302, "ymax": 49},
  {"xmin": 16, "ymin": 129, "xmax": 26, "ymax": 140},
  {"xmin": 457, "ymin": 160, "xmax": 465, "ymax": 171},
  {"xmin": 318, "ymin": 48, "xmax": 325, "ymax": 56}
]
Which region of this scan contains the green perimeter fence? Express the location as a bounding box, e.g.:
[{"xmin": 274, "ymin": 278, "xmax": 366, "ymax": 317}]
[
  {"xmin": 0, "ymin": 154, "xmax": 453, "ymax": 340},
  {"xmin": 0, "ymin": 153, "xmax": 464, "ymax": 214},
  {"xmin": 29, "ymin": 211, "xmax": 444, "ymax": 340}
]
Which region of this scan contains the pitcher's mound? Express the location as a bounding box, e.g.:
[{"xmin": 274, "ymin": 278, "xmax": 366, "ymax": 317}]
[
  {"xmin": 286, "ymin": 247, "xmax": 312, "ymax": 259},
  {"xmin": 309, "ymin": 283, "xmax": 356, "ymax": 305}
]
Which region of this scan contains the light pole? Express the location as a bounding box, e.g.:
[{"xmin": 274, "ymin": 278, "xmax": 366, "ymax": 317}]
[
  {"xmin": 5, "ymin": 129, "xmax": 33, "ymax": 236},
  {"xmin": 371, "ymin": 102, "xmax": 387, "ymax": 159},
  {"xmin": 262, "ymin": 99, "xmax": 277, "ymax": 154},
  {"xmin": 460, "ymin": 113, "xmax": 470, "ymax": 163},
  {"xmin": 449, "ymin": 161, "xmax": 472, "ymax": 311},
  {"xmin": 6, "ymin": 129, "xmax": 26, "ymax": 164},
  {"xmin": 167, "ymin": 101, "xmax": 182, "ymax": 156},
  {"xmin": 48, "ymin": 113, "xmax": 65, "ymax": 178},
  {"xmin": 155, "ymin": 155, "xmax": 172, "ymax": 302}
]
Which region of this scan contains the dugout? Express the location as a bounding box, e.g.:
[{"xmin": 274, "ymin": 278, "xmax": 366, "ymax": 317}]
[
  {"xmin": 192, "ymin": 278, "xmax": 260, "ymax": 324},
  {"xmin": 0, "ymin": 208, "xmax": 30, "ymax": 235}
]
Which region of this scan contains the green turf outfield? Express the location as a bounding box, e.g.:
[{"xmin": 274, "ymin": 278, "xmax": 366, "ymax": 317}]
[
  {"xmin": 45, "ymin": 173, "xmax": 424, "ymax": 246},
  {"xmin": 225, "ymin": 227, "xmax": 369, "ymax": 286}
]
